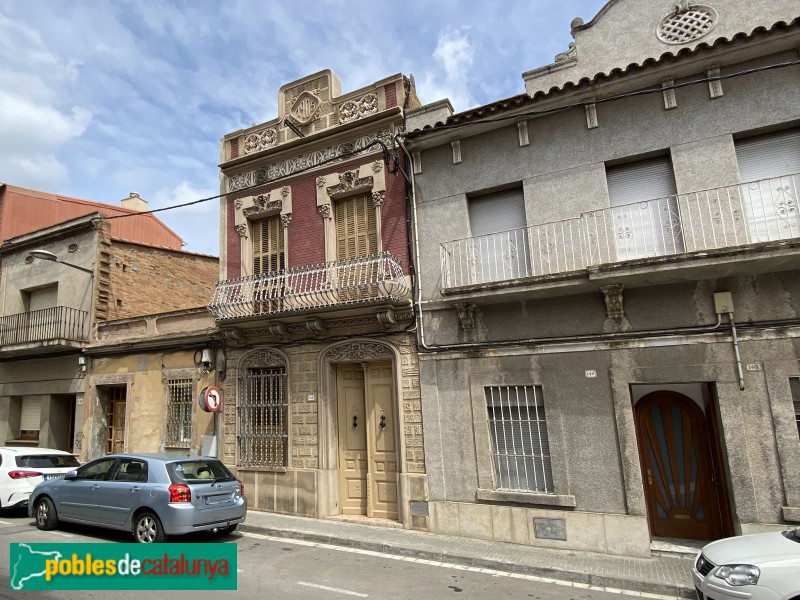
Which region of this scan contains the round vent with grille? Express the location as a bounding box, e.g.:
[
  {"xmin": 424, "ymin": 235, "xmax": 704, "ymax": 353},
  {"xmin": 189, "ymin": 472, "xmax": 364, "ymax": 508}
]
[{"xmin": 657, "ymin": 5, "xmax": 718, "ymax": 44}]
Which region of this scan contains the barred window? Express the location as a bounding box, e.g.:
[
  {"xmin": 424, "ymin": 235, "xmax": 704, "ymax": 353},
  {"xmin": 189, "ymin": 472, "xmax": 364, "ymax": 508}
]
[
  {"xmin": 486, "ymin": 385, "xmax": 553, "ymax": 493},
  {"xmin": 791, "ymin": 378, "xmax": 800, "ymax": 441},
  {"xmin": 166, "ymin": 378, "xmax": 193, "ymax": 447},
  {"xmin": 238, "ymin": 367, "xmax": 288, "ymax": 467}
]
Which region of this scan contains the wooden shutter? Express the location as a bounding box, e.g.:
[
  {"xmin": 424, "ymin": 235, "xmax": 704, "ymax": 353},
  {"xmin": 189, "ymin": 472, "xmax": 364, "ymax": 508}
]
[
  {"xmin": 252, "ymin": 217, "xmax": 285, "ymax": 275},
  {"xmin": 335, "ymin": 194, "xmax": 377, "ymax": 260}
]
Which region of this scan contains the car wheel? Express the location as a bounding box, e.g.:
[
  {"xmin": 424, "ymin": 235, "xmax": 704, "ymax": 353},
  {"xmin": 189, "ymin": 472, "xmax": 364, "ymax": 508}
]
[
  {"xmin": 217, "ymin": 524, "xmax": 238, "ymax": 535},
  {"xmin": 133, "ymin": 511, "xmax": 166, "ymax": 543},
  {"xmin": 35, "ymin": 497, "xmax": 58, "ymax": 531}
]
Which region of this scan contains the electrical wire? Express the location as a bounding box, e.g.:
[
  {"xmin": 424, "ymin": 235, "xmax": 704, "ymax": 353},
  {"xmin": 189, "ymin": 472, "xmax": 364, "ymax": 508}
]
[{"xmin": 95, "ymin": 59, "xmax": 799, "ymax": 221}]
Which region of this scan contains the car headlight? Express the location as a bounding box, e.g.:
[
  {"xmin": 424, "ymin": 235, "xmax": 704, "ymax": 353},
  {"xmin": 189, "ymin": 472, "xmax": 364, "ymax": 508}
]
[{"xmin": 714, "ymin": 565, "xmax": 760, "ymax": 586}]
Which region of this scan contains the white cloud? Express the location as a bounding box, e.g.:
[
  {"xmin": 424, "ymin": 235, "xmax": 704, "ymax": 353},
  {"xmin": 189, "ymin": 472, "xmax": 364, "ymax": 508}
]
[{"xmin": 419, "ymin": 28, "xmax": 477, "ymax": 112}]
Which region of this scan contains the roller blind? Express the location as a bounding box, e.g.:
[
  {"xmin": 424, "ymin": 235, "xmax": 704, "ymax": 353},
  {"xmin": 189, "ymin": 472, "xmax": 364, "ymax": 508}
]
[
  {"xmin": 606, "ymin": 156, "xmax": 677, "ymax": 206},
  {"xmin": 20, "ymin": 397, "xmax": 41, "ymax": 431},
  {"xmin": 735, "ymin": 128, "xmax": 800, "ymax": 182},
  {"xmin": 468, "ymin": 188, "xmax": 526, "ymax": 236}
]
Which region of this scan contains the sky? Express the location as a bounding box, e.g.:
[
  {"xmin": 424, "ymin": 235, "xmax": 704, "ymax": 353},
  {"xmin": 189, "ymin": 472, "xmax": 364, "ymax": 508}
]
[{"xmin": 0, "ymin": 0, "xmax": 608, "ymax": 256}]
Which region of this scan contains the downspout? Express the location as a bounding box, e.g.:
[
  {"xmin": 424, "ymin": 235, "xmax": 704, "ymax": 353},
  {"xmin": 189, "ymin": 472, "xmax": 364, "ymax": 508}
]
[
  {"xmin": 395, "ymin": 135, "xmax": 432, "ymax": 350},
  {"xmin": 727, "ymin": 313, "xmax": 746, "ymax": 391}
]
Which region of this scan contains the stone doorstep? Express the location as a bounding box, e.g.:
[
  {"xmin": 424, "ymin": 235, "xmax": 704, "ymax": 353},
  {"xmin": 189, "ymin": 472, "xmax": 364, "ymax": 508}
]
[{"xmin": 650, "ymin": 538, "xmax": 705, "ymax": 561}]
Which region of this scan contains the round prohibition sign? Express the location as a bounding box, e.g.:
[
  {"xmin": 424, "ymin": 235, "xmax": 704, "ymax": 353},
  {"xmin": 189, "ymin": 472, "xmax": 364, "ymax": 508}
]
[{"xmin": 199, "ymin": 386, "xmax": 223, "ymax": 413}]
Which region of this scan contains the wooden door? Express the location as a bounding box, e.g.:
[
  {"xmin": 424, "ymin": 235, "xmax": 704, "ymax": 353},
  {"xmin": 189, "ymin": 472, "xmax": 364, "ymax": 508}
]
[
  {"xmin": 336, "ymin": 362, "xmax": 398, "ymax": 520},
  {"xmin": 365, "ymin": 362, "xmax": 398, "ymax": 520},
  {"xmin": 106, "ymin": 387, "xmax": 127, "ymax": 454},
  {"xmin": 337, "ymin": 365, "xmax": 368, "ymax": 515},
  {"xmin": 635, "ymin": 391, "xmax": 723, "ymax": 540}
]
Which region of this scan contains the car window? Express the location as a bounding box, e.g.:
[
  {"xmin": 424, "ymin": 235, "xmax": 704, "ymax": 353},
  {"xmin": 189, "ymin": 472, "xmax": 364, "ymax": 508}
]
[
  {"xmin": 17, "ymin": 454, "xmax": 80, "ymax": 469},
  {"xmin": 75, "ymin": 458, "xmax": 116, "ymax": 481},
  {"xmin": 167, "ymin": 460, "xmax": 235, "ymax": 483},
  {"xmin": 111, "ymin": 459, "xmax": 148, "ymax": 483}
]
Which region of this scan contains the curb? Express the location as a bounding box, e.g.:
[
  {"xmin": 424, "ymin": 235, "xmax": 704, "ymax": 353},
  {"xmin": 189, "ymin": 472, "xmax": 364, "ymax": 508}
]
[{"xmin": 239, "ymin": 524, "xmax": 695, "ymax": 599}]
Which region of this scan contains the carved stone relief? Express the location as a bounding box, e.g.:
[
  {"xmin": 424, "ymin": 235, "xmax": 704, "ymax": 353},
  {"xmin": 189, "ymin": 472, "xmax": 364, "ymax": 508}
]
[
  {"xmin": 456, "ymin": 302, "xmax": 476, "ymax": 331},
  {"xmin": 324, "ymin": 342, "xmax": 394, "ymax": 361},
  {"xmin": 289, "ymin": 90, "xmax": 322, "ymax": 125},
  {"xmin": 338, "ymin": 93, "xmax": 379, "ymax": 124},
  {"xmin": 243, "ymin": 128, "xmax": 278, "ymax": 154},
  {"xmin": 239, "ymin": 349, "xmax": 287, "ymax": 370}
]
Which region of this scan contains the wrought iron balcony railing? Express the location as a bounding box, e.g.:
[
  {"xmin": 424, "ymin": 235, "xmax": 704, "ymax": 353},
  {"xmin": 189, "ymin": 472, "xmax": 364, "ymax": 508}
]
[
  {"xmin": 209, "ymin": 251, "xmax": 410, "ymax": 321},
  {"xmin": 0, "ymin": 306, "xmax": 90, "ymax": 346},
  {"xmin": 441, "ymin": 173, "xmax": 800, "ymax": 289}
]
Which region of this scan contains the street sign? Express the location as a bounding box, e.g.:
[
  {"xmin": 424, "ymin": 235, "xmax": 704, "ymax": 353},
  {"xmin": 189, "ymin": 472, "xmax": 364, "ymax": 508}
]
[{"xmin": 199, "ymin": 386, "xmax": 223, "ymax": 413}]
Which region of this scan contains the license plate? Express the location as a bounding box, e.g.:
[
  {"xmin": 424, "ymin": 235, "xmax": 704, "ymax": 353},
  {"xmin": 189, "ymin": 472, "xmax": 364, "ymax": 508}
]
[
  {"xmin": 203, "ymin": 494, "xmax": 230, "ymax": 506},
  {"xmin": 44, "ymin": 474, "xmax": 65, "ymax": 480}
]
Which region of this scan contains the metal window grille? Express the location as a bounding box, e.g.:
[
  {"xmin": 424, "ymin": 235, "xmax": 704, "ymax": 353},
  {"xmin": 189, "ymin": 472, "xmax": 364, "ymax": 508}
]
[
  {"xmin": 486, "ymin": 385, "xmax": 553, "ymax": 493},
  {"xmin": 238, "ymin": 368, "xmax": 288, "ymax": 467},
  {"xmin": 166, "ymin": 379, "xmax": 193, "ymax": 447}
]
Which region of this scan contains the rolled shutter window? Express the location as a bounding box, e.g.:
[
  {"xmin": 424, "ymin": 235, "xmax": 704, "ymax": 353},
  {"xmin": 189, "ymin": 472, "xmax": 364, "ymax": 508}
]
[{"xmin": 20, "ymin": 397, "xmax": 42, "ymax": 432}]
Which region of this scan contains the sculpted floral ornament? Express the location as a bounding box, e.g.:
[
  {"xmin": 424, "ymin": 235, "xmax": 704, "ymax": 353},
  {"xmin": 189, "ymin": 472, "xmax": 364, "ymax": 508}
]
[
  {"xmin": 239, "ymin": 349, "xmax": 287, "ymax": 369},
  {"xmin": 243, "ymin": 128, "xmax": 278, "ymax": 154},
  {"xmin": 371, "ymin": 191, "xmax": 385, "ymax": 207},
  {"xmin": 338, "ymin": 93, "xmax": 379, "ymax": 124},
  {"xmin": 235, "ymin": 224, "xmax": 248, "ymax": 238},
  {"xmin": 326, "ymin": 170, "xmax": 374, "ymax": 197},
  {"xmin": 318, "ymin": 204, "xmax": 332, "ymax": 219},
  {"xmin": 324, "ymin": 342, "xmax": 394, "ymax": 361}
]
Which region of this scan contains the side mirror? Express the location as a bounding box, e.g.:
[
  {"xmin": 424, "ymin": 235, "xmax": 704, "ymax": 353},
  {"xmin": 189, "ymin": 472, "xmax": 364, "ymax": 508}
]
[{"xmin": 64, "ymin": 470, "xmax": 78, "ymax": 480}]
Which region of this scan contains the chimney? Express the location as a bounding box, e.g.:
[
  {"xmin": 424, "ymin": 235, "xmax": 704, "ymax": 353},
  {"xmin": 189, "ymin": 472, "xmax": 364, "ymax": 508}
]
[{"xmin": 121, "ymin": 192, "xmax": 148, "ymax": 212}]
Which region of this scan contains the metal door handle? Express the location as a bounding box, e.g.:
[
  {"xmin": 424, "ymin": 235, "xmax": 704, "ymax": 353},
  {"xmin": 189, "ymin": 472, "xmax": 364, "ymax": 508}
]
[
  {"xmin": 379, "ymin": 415, "xmax": 386, "ymax": 430},
  {"xmin": 92, "ymin": 484, "xmax": 101, "ymax": 490},
  {"xmin": 352, "ymin": 415, "xmax": 358, "ymax": 429},
  {"xmin": 131, "ymin": 486, "xmax": 141, "ymax": 492},
  {"xmin": 646, "ymin": 469, "xmax": 653, "ymax": 485}
]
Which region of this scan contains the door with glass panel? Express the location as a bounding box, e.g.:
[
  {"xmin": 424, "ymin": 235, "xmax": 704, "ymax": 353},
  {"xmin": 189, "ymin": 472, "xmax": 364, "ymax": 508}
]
[{"xmin": 635, "ymin": 391, "xmax": 723, "ymax": 540}]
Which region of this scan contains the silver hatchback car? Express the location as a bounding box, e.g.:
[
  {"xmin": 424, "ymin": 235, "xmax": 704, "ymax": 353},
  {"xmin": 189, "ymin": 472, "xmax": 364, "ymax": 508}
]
[{"xmin": 29, "ymin": 453, "xmax": 246, "ymax": 543}]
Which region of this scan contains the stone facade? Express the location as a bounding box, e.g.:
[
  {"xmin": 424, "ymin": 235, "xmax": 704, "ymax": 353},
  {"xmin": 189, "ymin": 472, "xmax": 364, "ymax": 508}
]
[
  {"xmin": 214, "ymin": 70, "xmax": 427, "ymax": 529},
  {"xmin": 405, "ymin": 0, "xmax": 800, "ymax": 556}
]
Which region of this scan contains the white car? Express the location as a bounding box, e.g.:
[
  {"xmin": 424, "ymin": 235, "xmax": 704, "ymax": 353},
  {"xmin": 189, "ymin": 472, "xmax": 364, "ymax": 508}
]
[
  {"xmin": 693, "ymin": 528, "xmax": 800, "ymax": 600},
  {"xmin": 0, "ymin": 447, "xmax": 80, "ymax": 511}
]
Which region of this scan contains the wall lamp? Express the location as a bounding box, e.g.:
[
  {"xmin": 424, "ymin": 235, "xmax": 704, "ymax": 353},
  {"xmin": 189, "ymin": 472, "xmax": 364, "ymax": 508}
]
[
  {"xmin": 78, "ymin": 355, "xmax": 87, "ymax": 376},
  {"xmin": 28, "ymin": 249, "xmax": 94, "ymax": 276}
]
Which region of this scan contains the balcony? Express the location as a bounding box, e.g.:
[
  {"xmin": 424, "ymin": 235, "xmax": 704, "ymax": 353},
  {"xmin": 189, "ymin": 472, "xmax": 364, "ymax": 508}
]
[
  {"xmin": 209, "ymin": 251, "xmax": 410, "ymax": 322},
  {"xmin": 441, "ymin": 173, "xmax": 800, "ymax": 296},
  {"xmin": 0, "ymin": 306, "xmax": 90, "ymax": 355}
]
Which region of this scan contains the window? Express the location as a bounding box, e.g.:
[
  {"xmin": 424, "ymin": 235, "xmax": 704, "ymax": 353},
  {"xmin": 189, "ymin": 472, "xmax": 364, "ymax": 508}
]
[
  {"xmin": 606, "ymin": 156, "xmax": 684, "ymax": 260},
  {"xmin": 166, "ymin": 378, "xmax": 193, "ymax": 448},
  {"xmin": 486, "ymin": 385, "xmax": 553, "ymax": 493},
  {"xmin": 19, "ymin": 397, "xmax": 41, "ymax": 441},
  {"xmin": 791, "ymin": 378, "xmax": 800, "ymax": 441},
  {"xmin": 735, "ymin": 128, "xmax": 800, "ymax": 243},
  {"xmin": 238, "ymin": 367, "xmax": 288, "ymax": 468},
  {"xmin": 76, "ymin": 458, "xmax": 116, "ymax": 481},
  {"xmin": 335, "ymin": 193, "xmax": 377, "ymax": 259},
  {"xmin": 112, "ymin": 459, "xmax": 147, "ymax": 483},
  {"xmin": 467, "ymin": 187, "xmax": 530, "ymax": 283},
  {"xmin": 252, "ymin": 216, "xmax": 286, "ymax": 313}
]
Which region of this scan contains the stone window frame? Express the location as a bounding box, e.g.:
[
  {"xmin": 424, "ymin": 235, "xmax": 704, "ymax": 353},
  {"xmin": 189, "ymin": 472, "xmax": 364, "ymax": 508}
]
[
  {"xmin": 234, "ymin": 186, "xmax": 293, "ymax": 277},
  {"xmin": 316, "ymin": 160, "xmax": 387, "ymax": 262},
  {"xmin": 469, "ymin": 372, "xmax": 575, "ymax": 508},
  {"xmin": 162, "ymin": 368, "xmax": 198, "ymax": 450}
]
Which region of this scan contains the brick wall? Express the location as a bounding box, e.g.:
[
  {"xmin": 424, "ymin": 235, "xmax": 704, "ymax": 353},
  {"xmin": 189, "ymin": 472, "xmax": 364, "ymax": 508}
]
[
  {"xmin": 225, "ymin": 156, "xmax": 410, "ymax": 275},
  {"xmin": 384, "ymin": 82, "xmax": 397, "ymax": 109},
  {"xmin": 107, "ymin": 241, "xmax": 218, "ymax": 320}
]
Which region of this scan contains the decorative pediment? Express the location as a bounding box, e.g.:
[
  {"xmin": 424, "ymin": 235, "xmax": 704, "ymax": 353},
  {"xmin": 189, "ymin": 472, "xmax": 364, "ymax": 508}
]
[
  {"xmin": 234, "ymin": 186, "xmax": 293, "ymax": 234},
  {"xmin": 324, "ymin": 342, "xmax": 394, "ymax": 361},
  {"xmin": 239, "ymin": 349, "xmax": 287, "ymax": 369},
  {"xmin": 326, "ymin": 170, "xmax": 374, "ymax": 198}
]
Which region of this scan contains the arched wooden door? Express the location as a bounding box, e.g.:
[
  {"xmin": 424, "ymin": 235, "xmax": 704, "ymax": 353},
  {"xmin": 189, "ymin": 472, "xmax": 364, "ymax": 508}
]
[{"xmin": 635, "ymin": 391, "xmax": 723, "ymax": 540}]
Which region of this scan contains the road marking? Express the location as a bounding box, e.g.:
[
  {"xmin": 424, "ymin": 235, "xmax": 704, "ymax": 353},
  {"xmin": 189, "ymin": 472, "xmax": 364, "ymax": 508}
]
[
  {"xmin": 296, "ymin": 581, "xmax": 368, "ymax": 597},
  {"xmin": 49, "ymin": 531, "xmax": 74, "ymax": 538},
  {"xmin": 0, "ymin": 520, "xmax": 12, "ymax": 525},
  {"xmin": 242, "ymin": 532, "xmax": 681, "ymax": 600}
]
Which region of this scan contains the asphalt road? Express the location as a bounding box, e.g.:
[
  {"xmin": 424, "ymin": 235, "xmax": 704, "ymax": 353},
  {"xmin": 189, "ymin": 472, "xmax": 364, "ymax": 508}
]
[{"xmin": 0, "ymin": 509, "xmax": 678, "ymax": 600}]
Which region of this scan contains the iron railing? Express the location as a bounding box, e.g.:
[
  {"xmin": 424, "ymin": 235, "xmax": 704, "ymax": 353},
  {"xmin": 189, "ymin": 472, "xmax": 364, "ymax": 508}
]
[
  {"xmin": 441, "ymin": 173, "xmax": 800, "ymax": 289},
  {"xmin": 210, "ymin": 251, "xmax": 410, "ymax": 320},
  {"xmin": 0, "ymin": 306, "xmax": 89, "ymax": 346}
]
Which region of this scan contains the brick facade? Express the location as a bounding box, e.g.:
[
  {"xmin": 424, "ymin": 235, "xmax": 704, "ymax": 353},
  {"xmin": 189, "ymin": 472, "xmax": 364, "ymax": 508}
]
[{"xmin": 107, "ymin": 241, "xmax": 218, "ymax": 320}]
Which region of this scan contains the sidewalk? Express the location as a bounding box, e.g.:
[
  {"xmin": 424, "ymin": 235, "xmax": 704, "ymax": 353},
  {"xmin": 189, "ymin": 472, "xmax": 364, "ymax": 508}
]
[{"xmin": 240, "ymin": 510, "xmax": 695, "ymax": 598}]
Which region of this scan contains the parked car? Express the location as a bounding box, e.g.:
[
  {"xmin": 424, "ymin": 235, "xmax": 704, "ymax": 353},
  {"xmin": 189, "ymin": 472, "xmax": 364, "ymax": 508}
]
[
  {"xmin": 0, "ymin": 447, "xmax": 80, "ymax": 511},
  {"xmin": 29, "ymin": 453, "xmax": 246, "ymax": 543},
  {"xmin": 693, "ymin": 527, "xmax": 800, "ymax": 600}
]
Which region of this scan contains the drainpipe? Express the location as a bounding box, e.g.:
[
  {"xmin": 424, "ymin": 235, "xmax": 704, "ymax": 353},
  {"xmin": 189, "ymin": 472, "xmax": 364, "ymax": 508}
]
[{"xmin": 713, "ymin": 292, "xmax": 745, "ymax": 391}]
